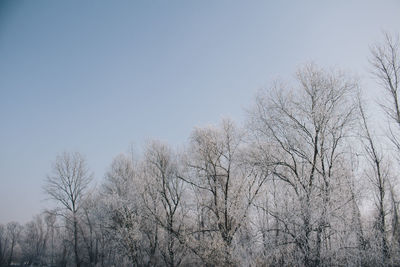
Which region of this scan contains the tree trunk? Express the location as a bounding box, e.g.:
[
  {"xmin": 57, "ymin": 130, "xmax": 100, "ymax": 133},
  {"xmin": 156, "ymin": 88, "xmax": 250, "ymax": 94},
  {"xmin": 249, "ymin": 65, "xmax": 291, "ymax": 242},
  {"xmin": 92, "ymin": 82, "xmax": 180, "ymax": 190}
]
[{"xmin": 74, "ymin": 214, "xmax": 80, "ymax": 267}]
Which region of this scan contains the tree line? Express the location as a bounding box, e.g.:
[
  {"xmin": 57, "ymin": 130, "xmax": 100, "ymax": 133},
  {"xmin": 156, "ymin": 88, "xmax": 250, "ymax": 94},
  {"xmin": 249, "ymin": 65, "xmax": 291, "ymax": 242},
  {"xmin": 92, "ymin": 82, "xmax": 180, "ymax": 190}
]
[{"xmin": 1, "ymin": 33, "xmax": 400, "ymax": 266}]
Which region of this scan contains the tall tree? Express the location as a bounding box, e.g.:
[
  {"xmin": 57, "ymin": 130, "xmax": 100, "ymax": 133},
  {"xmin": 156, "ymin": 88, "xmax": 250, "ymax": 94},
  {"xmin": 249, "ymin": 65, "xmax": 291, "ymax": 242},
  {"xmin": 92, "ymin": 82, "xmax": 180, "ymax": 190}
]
[
  {"xmin": 6, "ymin": 222, "xmax": 22, "ymax": 266},
  {"xmin": 358, "ymin": 96, "xmax": 390, "ymax": 264},
  {"xmin": 183, "ymin": 119, "xmax": 268, "ymax": 265},
  {"xmin": 370, "ymin": 32, "xmax": 400, "ymax": 263},
  {"xmin": 102, "ymin": 153, "xmax": 145, "ymax": 265},
  {"xmin": 142, "ymin": 140, "xmax": 186, "ymax": 267},
  {"xmin": 20, "ymin": 214, "xmax": 49, "ymax": 265},
  {"xmin": 44, "ymin": 152, "xmax": 93, "ymax": 267},
  {"xmin": 0, "ymin": 224, "xmax": 9, "ymax": 266},
  {"xmin": 249, "ymin": 64, "xmax": 358, "ymax": 266}
]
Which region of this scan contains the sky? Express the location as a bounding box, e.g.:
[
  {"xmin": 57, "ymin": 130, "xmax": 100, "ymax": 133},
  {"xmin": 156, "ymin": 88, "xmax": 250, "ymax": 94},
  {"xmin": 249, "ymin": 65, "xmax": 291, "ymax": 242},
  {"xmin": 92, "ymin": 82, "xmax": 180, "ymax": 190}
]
[{"xmin": 0, "ymin": 0, "xmax": 399, "ymax": 224}]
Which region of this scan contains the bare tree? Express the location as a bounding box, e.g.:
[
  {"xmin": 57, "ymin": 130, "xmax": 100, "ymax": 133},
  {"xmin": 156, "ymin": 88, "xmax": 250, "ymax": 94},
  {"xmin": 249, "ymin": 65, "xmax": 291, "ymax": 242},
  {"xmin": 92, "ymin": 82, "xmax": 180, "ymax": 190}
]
[
  {"xmin": 371, "ymin": 33, "xmax": 400, "ymax": 123},
  {"xmin": 142, "ymin": 140, "xmax": 187, "ymax": 267},
  {"xmin": 20, "ymin": 214, "xmax": 49, "ymax": 265},
  {"xmin": 6, "ymin": 222, "xmax": 22, "ymax": 266},
  {"xmin": 369, "ymin": 32, "xmax": 400, "ymax": 263},
  {"xmin": 182, "ymin": 119, "xmax": 268, "ymax": 265},
  {"xmin": 44, "ymin": 152, "xmax": 93, "ymax": 267},
  {"xmin": 102, "ymin": 153, "xmax": 145, "ymax": 265},
  {"xmin": 358, "ymin": 96, "xmax": 391, "ymax": 264},
  {"xmin": 0, "ymin": 224, "xmax": 8, "ymax": 266},
  {"xmin": 370, "ymin": 33, "xmax": 400, "ymax": 151},
  {"xmin": 249, "ymin": 64, "xmax": 358, "ymax": 266}
]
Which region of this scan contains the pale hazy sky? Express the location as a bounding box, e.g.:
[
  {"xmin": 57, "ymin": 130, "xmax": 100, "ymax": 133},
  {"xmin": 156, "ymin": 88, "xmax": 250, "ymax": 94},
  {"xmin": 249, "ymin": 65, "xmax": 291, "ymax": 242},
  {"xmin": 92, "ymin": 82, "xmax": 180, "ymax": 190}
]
[{"xmin": 0, "ymin": 1, "xmax": 399, "ymax": 223}]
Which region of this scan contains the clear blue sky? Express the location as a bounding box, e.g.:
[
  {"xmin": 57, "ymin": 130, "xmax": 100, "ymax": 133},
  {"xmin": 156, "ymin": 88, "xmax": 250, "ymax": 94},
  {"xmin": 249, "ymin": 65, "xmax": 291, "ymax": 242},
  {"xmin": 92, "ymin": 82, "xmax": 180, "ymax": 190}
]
[{"xmin": 0, "ymin": 0, "xmax": 399, "ymax": 223}]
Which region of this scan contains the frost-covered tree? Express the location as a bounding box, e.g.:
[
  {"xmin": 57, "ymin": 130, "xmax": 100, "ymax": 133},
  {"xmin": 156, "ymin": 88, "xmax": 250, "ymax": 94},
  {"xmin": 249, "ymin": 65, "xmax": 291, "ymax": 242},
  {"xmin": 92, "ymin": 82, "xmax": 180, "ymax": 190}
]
[
  {"xmin": 102, "ymin": 154, "xmax": 142, "ymax": 265},
  {"xmin": 369, "ymin": 32, "xmax": 400, "ymax": 264},
  {"xmin": 249, "ymin": 64, "xmax": 358, "ymax": 266},
  {"xmin": 6, "ymin": 222, "xmax": 22, "ymax": 265},
  {"xmin": 44, "ymin": 152, "xmax": 93, "ymax": 267},
  {"xmin": 20, "ymin": 214, "xmax": 49, "ymax": 265},
  {"xmin": 142, "ymin": 141, "xmax": 187, "ymax": 266},
  {"xmin": 370, "ymin": 33, "xmax": 400, "ymax": 132},
  {"xmin": 0, "ymin": 224, "xmax": 9, "ymax": 266},
  {"xmin": 181, "ymin": 119, "xmax": 268, "ymax": 265}
]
